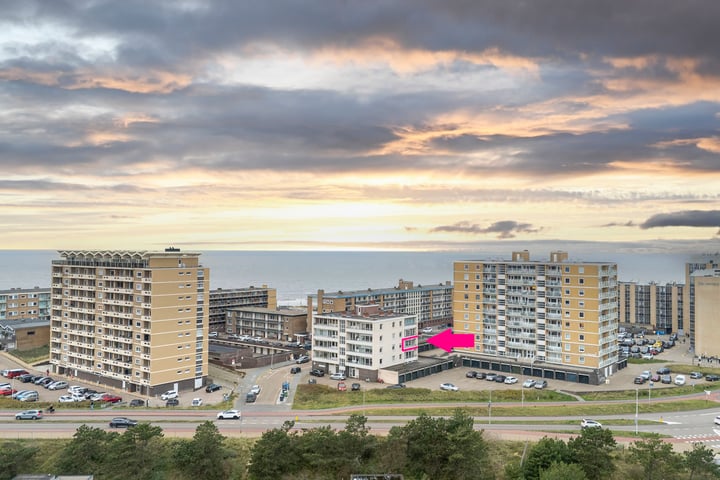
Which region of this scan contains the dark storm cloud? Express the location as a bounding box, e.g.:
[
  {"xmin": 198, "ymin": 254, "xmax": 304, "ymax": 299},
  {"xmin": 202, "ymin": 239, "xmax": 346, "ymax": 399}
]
[
  {"xmin": 431, "ymin": 220, "xmax": 540, "ymax": 239},
  {"xmin": 640, "ymin": 210, "xmax": 720, "ymax": 229},
  {"xmin": 6, "ymin": 1, "xmax": 720, "ymax": 65}
]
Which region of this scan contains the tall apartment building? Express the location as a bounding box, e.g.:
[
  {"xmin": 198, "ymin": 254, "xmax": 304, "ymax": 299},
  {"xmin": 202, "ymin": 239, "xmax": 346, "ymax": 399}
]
[
  {"xmin": 453, "ymin": 250, "xmax": 619, "ymax": 385},
  {"xmin": 312, "ymin": 304, "xmax": 418, "ymax": 381},
  {"xmin": 693, "ymin": 271, "xmax": 720, "ymax": 358},
  {"xmin": 618, "ymin": 282, "xmax": 684, "ymax": 333},
  {"xmin": 684, "ymin": 255, "xmax": 720, "ymax": 351},
  {"xmin": 226, "ymin": 306, "xmax": 307, "ymax": 342},
  {"xmin": 209, "ymin": 286, "xmax": 277, "ymax": 331},
  {"xmin": 49, "ymin": 249, "xmax": 209, "ymax": 396},
  {"xmin": 0, "ymin": 287, "xmax": 51, "ymax": 322},
  {"xmin": 307, "ymin": 279, "xmax": 453, "ymax": 330}
]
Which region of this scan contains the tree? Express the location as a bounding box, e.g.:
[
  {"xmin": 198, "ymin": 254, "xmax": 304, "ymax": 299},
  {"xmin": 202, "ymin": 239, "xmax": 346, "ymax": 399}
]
[
  {"xmin": 0, "ymin": 441, "xmax": 38, "ymax": 480},
  {"xmin": 56, "ymin": 425, "xmax": 118, "ymax": 476},
  {"xmin": 248, "ymin": 425, "xmax": 299, "ymax": 479},
  {"xmin": 567, "ymin": 426, "xmax": 617, "ymax": 480},
  {"xmin": 174, "ymin": 421, "xmax": 233, "ymax": 480},
  {"xmin": 522, "ymin": 437, "xmax": 572, "ymax": 480},
  {"xmin": 105, "ymin": 423, "xmax": 167, "ymax": 480},
  {"xmin": 386, "ymin": 409, "xmax": 491, "ymax": 480},
  {"xmin": 628, "ymin": 434, "xmax": 682, "ymax": 480},
  {"xmin": 683, "ymin": 442, "xmax": 720, "ymax": 480},
  {"xmin": 539, "ymin": 461, "xmax": 588, "ymax": 480}
]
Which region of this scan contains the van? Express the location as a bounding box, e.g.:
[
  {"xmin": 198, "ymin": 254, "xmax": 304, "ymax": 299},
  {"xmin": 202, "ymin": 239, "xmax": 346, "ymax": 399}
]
[{"xmin": 246, "ymin": 392, "xmax": 257, "ymax": 403}]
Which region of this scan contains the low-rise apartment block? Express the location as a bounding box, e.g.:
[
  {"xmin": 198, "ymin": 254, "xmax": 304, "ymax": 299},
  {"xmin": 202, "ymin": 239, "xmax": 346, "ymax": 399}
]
[
  {"xmin": 49, "ymin": 249, "xmax": 209, "ymax": 396},
  {"xmin": 0, "ymin": 287, "xmax": 51, "ymax": 322},
  {"xmin": 308, "ymin": 279, "xmax": 452, "ymax": 330},
  {"xmin": 312, "ymin": 304, "xmax": 418, "ymax": 381},
  {"xmin": 453, "ymin": 250, "xmax": 619, "ymax": 385},
  {"xmin": 209, "ymin": 286, "xmax": 277, "ymax": 332},
  {"xmin": 690, "ymin": 266, "xmax": 720, "ymax": 358},
  {"xmin": 226, "ymin": 306, "xmax": 307, "ymax": 342}
]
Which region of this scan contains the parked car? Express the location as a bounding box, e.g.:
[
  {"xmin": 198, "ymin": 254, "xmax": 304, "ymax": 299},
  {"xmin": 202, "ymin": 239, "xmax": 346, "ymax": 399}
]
[
  {"xmin": 6, "ymin": 369, "xmax": 29, "ymax": 379},
  {"xmin": 440, "ymin": 383, "xmax": 459, "ymax": 391},
  {"xmin": 581, "ymin": 419, "xmax": 602, "ymax": 428},
  {"xmin": 17, "ymin": 391, "xmax": 39, "ymax": 402},
  {"xmin": 330, "ymin": 372, "xmax": 346, "ymax": 381},
  {"xmin": 504, "ymin": 376, "xmax": 518, "ymax": 384},
  {"xmin": 18, "ymin": 373, "xmax": 35, "ymax": 383},
  {"xmin": 715, "ymin": 415, "xmax": 720, "ymax": 426},
  {"xmin": 58, "ymin": 395, "xmax": 80, "ymax": 403},
  {"xmin": 208, "ymin": 331, "xmax": 218, "ymax": 338},
  {"xmin": 661, "ymin": 375, "xmax": 672, "ymax": 384},
  {"xmin": 674, "ymin": 374, "xmax": 686, "ymax": 386},
  {"xmin": 165, "ymin": 398, "xmax": 180, "ymax": 407},
  {"xmin": 485, "ymin": 373, "xmax": 497, "ymax": 381},
  {"xmin": 160, "ymin": 390, "xmax": 178, "ymax": 401},
  {"xmin": 307, "ymin": 378, "xmax": 317, "ymax": 384},
  {"xmin": 650, "ymin": 374, "xmax": 661, "ymax": 382},
  {"xmin": 33, "ymin": 376, "xmax": 52, "ymax": 386},
  {"xmin": 351, "ymin": 383, "xmax": 361, "ymax": 391},
  {"xmin": 310, "ymin": 369, "xmax": 325, "ymax": 377},
  {"xmin": 101, "ymin": 394, "xmax": 122, "ymax": 403},
  {"xmin": 205, "ymin": 383, "xmax": 222, "ymax": 393},
  {"xmin": 494, "ymin": 375, "xmax": 507, "ymax": 383},
  {"xmin": 337, "ymin": 382, "xmax": 347, "ymax": 391},
  {"xmin": 522, "ymin": 379, "xmax": 536, "ymax": 388},
  {"xmin": 68, "ymin": 385, "xmax": 87, "ymax": 396},
  {"xmin": 466, "ymin": 371, "xmax": 478, "ymax": 378},
  {"xmin": 475, "ymin": 372, "xmax": 487, "ymax": 380},
  {"xmin": 16, "ymin": 409, "xmax": 43, "ymax": 420},
  {"xmin": 48, "ymin": 380, "xmax": 69, "ymax": 391},
  {"xmin": 534, "ymin": 380, "xmax": 548, "ymax": 389},
  {"xmin": 290, "ymin": 367, "xmax": 301, "ymax": 374},
  {"xmin": 690, "ymin": 372, "xmax": 704, "ymax": 379},
  {"xmin": 191, "ymin": 398, "xmax": 203, "ymax": 407},
  {"xmin": 633, "ymin": 376, "xmax": 646, "ymax": 385},
  {"xmin": 421, "ymin": 327, "xmax": 433, "ymax": 334},
  {"xmin": 129, "ymin": 399, "xmax": 145, "ymax": 407},
  {"xmin": 296, "ymin": 355, "xmax": 310, "ymax": 364},
  {"xmin": 385, "ymin": 383, "xmax": 406, "ymax": 389},
  {"xmin": 109, "ymin": 417, "xmax": 138, "ymax": 428},
  {"xmin": 217, "ymin": 409, "xmax": 241, "ymax": 420},
  {"xmin": 706, "ymin": 374, "xmax": 720, "ymax": 382},
  {"xmin": 656, "ymin": 367, "xmax": 671, "ymax": 375},
  {"xmin": 250, "ymin": 385, "xmax": 261, "ymax": 395},
  {"xmin": 0, "ymin": 385, "xmax": 17, "ymax": 396}
]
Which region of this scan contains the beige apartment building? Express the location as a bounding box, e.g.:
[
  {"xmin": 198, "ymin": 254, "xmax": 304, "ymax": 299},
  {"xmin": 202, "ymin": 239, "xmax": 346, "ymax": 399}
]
[
  {"xmin": 618, "ymin": 282, "xmax": 684, "ymax": 334},
  {"xmin": 226, "ymin": 306, "xmax": 307, "ymax": 342},
  {"xmin": 690, "ymin": 268, "xmax": 720, "ymax": 358},
  {"xmin": 453, "ymin": 250, "xmax": 619, "ymax": 385},
  {"xmin": 0, "ymin": 287, "xmax": 51, "ymax": 322},
  {"xmin": 684, "ymin": 255, "xmax": 720, "ymax": 352},
  {"xmin": 49, "ymin": 249, "xmax": 209, "ymax": 396},
  {"xmin": 209, "ymin": 286, "xmax": 277, "ymax": 332}
]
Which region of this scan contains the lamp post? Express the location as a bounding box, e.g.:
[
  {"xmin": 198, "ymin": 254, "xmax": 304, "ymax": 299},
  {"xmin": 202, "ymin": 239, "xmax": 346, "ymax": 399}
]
[
  {"xmin": 488, "ymin": 389, "xmax": 492, "ymax": 424},
  {"xmin": 635, "ymin": 388, "xmax": 639, "ymax": 434}
]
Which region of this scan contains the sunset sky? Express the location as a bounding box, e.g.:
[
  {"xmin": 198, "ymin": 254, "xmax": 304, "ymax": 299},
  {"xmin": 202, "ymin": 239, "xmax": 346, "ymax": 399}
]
[{"xmin": 2, "ymin": 1, "xmax": 720, "ymax": 253}]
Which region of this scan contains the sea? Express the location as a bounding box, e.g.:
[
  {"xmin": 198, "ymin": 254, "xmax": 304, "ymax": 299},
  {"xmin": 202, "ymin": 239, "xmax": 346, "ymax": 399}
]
[{"xmin": 0, "ymin": 249, "xmax": 697, "ymax": 306}]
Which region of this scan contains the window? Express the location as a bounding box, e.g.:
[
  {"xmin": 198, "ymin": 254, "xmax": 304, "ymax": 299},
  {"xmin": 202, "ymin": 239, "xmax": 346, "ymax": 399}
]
[
  {"xmin": 464, "ymin": 284, "xmax": 469, "ymax": 290},
  {"xmin": 579, "ymin": 278, "xmax": 585, "ymax": 285},
  {"xmin": 565, "ymin": 322, "xmax": 570, "ymax": 327},
  {"xmin": 464, "ymin": 294, "xmax": 469, "ymax": 300},
  {"xmin": 579, "ymin": 346, "xmax": 585, "ymax": 353},
  {"xmin": 564, "ymin": 300, "xmax": 570, "ymax": 306},
  {"xmin": 464, "ymin": 323, "xmax": 469, "ymax": 330},
  {"xmin": 564, "ymin": 343, "xmax": 570, "ymax": 351},
  {"xmin": 579, "ymin": 323, "xmax": 584, "ymax": 330},
  {"xmin": 564, "ymin": 267, "xmax": 570, "ymax": 273},
  {"xmin": 564, "ymin": 333, "xmax": 571, "ymax": 340},
  {"xmin": 565, "ymin": 289, "xmax": 570, "ymax": 295},
  {"xmin": 564, "ymin": 311, "xmax": 570, "ymax": 317},
  {"xmin": 463, "ymin": 274, "xmax": 469, "ymax": 280},
  {"xmin": 578, "ymin": 267, "xmax": 584, "ymax": 274},
  {"xmin": 565, "ymin": 278, "xmax": 570, "ymax": 284},
  {"xmin": 579, "ymin": 301, "xmax": 585, "ymax": 307},
  {"xmin": 579, "ymin": 312, "xmax": 585, "ymax": 318},
  {"xmin": 579, "ymin": 290, "xmax": 585, "ymax": 296},
  {"xmin": 565, "ymin": 355, "xmax": 571, "ymax": 362},
  {"xmin": 579, "ymin": 334, "xmax": 585, "ymax": 341},
  {"xmin": 579, "ymin": 356, "xmax": 585, "ymax": 364}
]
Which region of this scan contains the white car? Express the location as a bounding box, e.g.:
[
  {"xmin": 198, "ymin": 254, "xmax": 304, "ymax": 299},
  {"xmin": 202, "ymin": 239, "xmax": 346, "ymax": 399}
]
[
  {"xmin": 421, "ymin": 327, "xmax": 433, "ymax": 334},
  {"xmin": 674, "ymin": 374, "xmax": 686, "ymax": 386},
  {"xmin": 90, "ymin": 392, "xmax": 107, "ymax": 401},
  {"xmin": 216, "ymin": 409, "xmax": 241, "ymax": 420},
  {"xmin": 329, "ymin": 373, "xmax": 346, "ymax": 381},
  {"xmin": 522, "ymin": 379, "xmax": 536, "ymax": 388},
  {"xmin": 48, "ymin": 381, "xmax": 69, "ymax": 391},
  {"xmin": 715, "ymin": 415, "xmax": 720, "ymax": 426},
  {"xmin": 249, "ymin": 385, "xmax": 261, "ymax": 395},
  {"xmin": 440, "ymin": 383, "xmax": 459, "ymax": 392},
  {"xmin": 504, "ymin": 376, "xmax": 518, "ymax": 384},
  {"xmin": 581, "ymin": 419, "xmax": 602, "ymax": 428},
  {"xmin": 58, "ymin": 394, "xmax": 80, "ymax": 403},
  {"xmin": 160, "ymin": 390, "xmax": 179, "ymax": 401},
  {"xmin": 191, "ymin": 398, "xmax": 203, "ymax": 407},
  {"xmin": 68, "ymin": 385, "xmax": 87, "ymax": 395}
]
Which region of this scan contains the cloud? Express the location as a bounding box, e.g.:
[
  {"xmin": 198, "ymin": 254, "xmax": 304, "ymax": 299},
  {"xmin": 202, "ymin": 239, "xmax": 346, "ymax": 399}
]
[
  {"xmin": 602, "ymin": 221, "xmax": 637, "ymax": 227},
  {"xmin": 431, "ymin": 220, "xmax": 541, "ymax": 239},
  {"xmin": 640, "ymin": 210, "xmax": 720, "ymax": 229}
]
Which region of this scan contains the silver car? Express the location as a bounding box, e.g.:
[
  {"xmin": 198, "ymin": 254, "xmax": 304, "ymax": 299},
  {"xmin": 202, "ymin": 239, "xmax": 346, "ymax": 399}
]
[{"xmin": 16, "ymin": 409, "xmax": 43, "ymax": 420}]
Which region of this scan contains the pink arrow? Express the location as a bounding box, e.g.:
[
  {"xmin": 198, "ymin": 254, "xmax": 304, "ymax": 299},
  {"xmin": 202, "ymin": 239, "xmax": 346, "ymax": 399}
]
[{"xmin": 427, "ymin": 328, "xmax": 475, "ymax": 352}]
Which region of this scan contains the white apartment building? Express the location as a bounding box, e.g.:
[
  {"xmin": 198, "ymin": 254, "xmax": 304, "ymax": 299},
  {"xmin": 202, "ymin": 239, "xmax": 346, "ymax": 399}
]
[{"xmin": 311, "ymin": 304, "xmax": 418, "ymax": 381}]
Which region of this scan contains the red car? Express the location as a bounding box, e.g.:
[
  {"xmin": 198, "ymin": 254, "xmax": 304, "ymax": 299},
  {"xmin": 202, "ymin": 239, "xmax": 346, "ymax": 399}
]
[
  {"xmin": 100, "ymin": 393, "xmax": 122, "ymax": 403},
  {"xmin": 0, "ymin": 386, "xmax": 17, "ymax": 396},
  {"xmin": 6, "ymin": 369, "xmax": 29, "ymax": 379}
]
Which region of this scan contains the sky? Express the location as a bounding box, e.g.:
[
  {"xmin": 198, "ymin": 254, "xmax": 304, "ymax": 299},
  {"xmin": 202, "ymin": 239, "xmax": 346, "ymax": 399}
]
[{"xmin": 2, "ymin": 0, "xmax": 720, "ymax": 254}]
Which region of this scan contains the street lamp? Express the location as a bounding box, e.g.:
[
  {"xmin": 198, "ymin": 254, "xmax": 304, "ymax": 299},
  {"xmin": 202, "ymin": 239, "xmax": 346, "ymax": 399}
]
[
  {"xmin": 635, "ymin": 388, "xmax": 639, "ymax": 434},
  {"xmin": 488, "ymin": 389, "xmax": 492, "ymax": 425},
  {"xmin": 522, "ymin": 356, "xmax": 536, "ymax": 408}
]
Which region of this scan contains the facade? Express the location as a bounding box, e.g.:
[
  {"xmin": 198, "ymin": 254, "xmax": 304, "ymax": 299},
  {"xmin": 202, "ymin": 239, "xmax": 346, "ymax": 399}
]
[
  {"xmin": 618, "ymin": 282, "xmax": 683, "ymax": 333},
  {"xmin": 0, "ymin": 287, "xmax": 51, "ymax": 322},
  {"xmin": 209, "ymin": 286, "xmax": 277, "ymax": 332},
  {"xmin": 49, "ymin": 249, "xmax": 210, "ymax": 396},
  {"xmin": 690, "ymin": 268, "xmax": 720, "ymax": 358},
  {"xmin": 453, "ymin": 250, "xmax": 619, "ymax": 385},
  {"xmin": 226, "ymin": 306, "xmax": 307, "ymax": 342},
  {"xmin": 684, "ymin": 255, "xmax": 720, "ymax": 351},
  {"xmin": 312, "ymin": 304, "xmax": 418, "ymax": 381},
  {"xmin": 0, "ymin": 319, "xmax": 50, "ymax": 351},
  {"xmin": 307, "ymin": 279, "xmax": 453, "ymax": 330}
]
